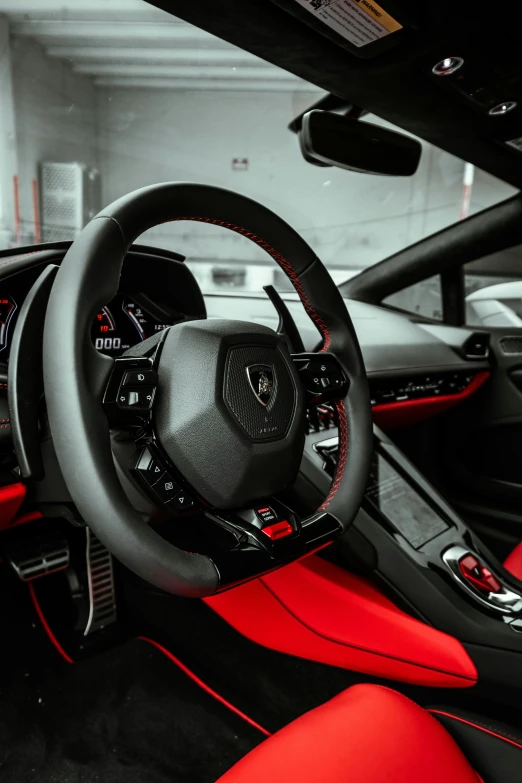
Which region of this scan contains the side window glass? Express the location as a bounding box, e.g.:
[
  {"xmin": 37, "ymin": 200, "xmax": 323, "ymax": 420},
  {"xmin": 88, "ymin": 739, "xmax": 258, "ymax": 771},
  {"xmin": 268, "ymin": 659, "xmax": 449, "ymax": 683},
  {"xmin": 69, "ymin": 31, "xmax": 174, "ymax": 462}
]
[
  {"xmin": 465, "ymin": 248, "xmax": 522, "ymax": 328},
  {"xmin": 383, "ymin": 276, "xmax": 442, "ymax": 321}
]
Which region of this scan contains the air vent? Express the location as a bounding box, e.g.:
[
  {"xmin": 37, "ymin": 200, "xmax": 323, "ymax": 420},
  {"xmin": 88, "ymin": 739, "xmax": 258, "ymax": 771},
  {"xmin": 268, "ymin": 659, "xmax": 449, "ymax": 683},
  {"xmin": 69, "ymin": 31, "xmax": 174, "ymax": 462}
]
[
  {"xmin": 500, "ymin": 336, "xmax": 522, "ymax": 355},
  {"xmin": 463, "ymin": 332, "xmax": 490, "ymax": 359}
]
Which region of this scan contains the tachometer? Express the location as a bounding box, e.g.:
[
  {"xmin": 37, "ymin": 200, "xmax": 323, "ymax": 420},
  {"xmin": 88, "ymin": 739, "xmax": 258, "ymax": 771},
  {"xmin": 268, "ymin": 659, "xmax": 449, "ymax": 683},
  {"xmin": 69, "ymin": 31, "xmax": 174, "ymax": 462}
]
[{"xmin": 92, "ymin": 297, "xmax": 145, "ymax": 356}]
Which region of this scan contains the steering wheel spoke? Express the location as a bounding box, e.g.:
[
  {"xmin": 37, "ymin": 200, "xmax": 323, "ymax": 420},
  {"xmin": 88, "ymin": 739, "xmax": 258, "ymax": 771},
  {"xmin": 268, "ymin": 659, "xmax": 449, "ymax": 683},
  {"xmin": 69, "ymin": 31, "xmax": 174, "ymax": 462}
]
[
  {"xmin": 102, "ymin": 356, "xmax": 158, "ymax": 426},
  {"xmin": 292, "ymin": 352, "xmax": 349, "ymax": 405}
]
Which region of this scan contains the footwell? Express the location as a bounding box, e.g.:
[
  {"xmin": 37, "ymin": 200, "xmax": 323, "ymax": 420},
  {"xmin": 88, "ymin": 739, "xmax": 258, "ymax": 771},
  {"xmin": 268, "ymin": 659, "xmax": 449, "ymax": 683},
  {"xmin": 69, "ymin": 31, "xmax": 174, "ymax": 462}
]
[{"xmin": 0, "ymin": 638, "xmax": 264, "ymax": 782}]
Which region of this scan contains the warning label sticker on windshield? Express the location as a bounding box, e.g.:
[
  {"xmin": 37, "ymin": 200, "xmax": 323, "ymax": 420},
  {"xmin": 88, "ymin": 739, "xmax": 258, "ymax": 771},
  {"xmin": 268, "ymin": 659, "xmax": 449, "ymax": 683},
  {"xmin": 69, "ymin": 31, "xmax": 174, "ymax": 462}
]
[{"xmin": 292, "ymin": 0, "xmax": 402, "ymax": 48}]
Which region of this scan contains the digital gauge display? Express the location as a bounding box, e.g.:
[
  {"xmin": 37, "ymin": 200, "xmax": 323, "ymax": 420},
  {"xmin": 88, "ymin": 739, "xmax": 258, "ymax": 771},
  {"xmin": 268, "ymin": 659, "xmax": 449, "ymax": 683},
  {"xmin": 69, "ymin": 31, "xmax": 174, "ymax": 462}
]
[
  {"xmin": 0, "ymin": 293, "xmax": 17, "ymax": 353},
  {"xmin": 91, "ymin": 295, "xmax": 171, "ymax": 357}
]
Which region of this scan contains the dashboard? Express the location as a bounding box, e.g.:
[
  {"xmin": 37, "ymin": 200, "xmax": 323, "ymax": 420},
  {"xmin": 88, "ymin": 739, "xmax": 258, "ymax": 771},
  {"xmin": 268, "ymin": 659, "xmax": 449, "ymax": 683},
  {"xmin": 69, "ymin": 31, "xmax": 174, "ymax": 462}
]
[{"xmin": 0, "ymin": 243, "xmax": 491, "ymax": 400}]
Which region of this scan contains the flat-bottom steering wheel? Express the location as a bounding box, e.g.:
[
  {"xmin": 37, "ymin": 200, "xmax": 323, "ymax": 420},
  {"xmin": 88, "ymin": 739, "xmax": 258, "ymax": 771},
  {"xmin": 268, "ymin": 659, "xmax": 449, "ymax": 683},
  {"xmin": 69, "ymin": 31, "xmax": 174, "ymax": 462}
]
[{"xmin": 43, "ymin": 184, "xmax": 373, "ymax": 596}]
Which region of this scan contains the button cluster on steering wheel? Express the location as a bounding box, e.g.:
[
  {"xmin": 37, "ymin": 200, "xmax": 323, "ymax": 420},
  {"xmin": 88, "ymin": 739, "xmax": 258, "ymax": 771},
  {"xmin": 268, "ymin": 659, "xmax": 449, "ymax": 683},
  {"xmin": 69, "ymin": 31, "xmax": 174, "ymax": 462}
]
[{"xmin": 134, "ymin": 447, "xmax": 196, "ymax": 511}]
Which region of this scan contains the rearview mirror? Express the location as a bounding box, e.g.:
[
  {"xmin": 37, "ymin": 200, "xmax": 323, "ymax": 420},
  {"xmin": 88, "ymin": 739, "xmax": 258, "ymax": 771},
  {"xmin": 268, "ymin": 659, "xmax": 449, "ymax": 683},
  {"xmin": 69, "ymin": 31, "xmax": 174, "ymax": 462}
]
[{"xmin": 299, "ymin": 110, "xmax": 422, "ymax": 176}]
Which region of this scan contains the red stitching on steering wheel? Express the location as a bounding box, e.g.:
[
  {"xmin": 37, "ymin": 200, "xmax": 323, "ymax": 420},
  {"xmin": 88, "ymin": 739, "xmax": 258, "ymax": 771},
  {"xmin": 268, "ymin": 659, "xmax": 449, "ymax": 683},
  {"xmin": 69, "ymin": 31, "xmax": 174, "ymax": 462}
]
[
  {"xmin": 167, "ymin": 216, "xmax": 331, "ymax": 352},
  {"xmin": 319, "ymin": 399, "xmax": 348, "ymax": 509}
]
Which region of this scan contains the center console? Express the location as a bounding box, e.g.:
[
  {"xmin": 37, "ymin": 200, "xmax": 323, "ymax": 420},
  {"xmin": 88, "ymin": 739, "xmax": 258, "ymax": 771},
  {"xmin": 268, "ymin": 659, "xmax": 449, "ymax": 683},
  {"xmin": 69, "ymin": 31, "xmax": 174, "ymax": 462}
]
[{"xmin": 300, "ymin": 421, "xmax": 522, "ymax": 686}]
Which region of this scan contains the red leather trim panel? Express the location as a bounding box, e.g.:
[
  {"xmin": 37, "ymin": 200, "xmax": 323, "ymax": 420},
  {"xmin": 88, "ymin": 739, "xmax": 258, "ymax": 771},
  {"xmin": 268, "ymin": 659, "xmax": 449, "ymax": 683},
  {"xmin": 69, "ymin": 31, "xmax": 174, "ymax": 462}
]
[
  {"xmin": 205, "ymin": 556, "xmax": 477, "ymax": 688},
  {"xmin": 217, "ymin": 685, "xmax": 481, "ymax": 783},
  {"xmin": 504, "ymin": 542, "xmax": 522, "ymax": 582},
  {"xmin": 28, "ymin": 582, "xmax": 74, "ymax": 664},
  {"xmin": 429, "ymin": 710, "xmax": 522, "ymax": 751},
  {"xmin": 372, "ymin": 371, "xmax": 491, "ymax": 431},
  {"xmin": 138, "ymin": 637, "xmax": 271, "ymax": 736},
  {"xmin": 0, "ymin": 482, "xmax": 26, "ymax": 530}
]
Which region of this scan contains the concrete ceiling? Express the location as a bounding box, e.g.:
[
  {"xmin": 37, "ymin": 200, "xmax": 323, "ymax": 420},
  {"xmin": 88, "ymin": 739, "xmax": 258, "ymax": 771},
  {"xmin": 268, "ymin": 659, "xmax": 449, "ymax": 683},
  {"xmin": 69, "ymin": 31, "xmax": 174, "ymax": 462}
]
[{"xmin": 0, "ymin": 0, "xmax": 320, "ymax": 92}]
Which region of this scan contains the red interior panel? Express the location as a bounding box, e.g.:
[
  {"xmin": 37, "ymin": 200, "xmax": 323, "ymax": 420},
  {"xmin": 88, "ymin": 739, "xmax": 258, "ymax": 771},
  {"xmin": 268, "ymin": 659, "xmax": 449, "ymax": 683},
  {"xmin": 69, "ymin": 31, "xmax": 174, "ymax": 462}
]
[
  {"xmin": 205, "ymin": 555, "xmax": 477, "ymax": 688},
  {"xmin": 0, "ymin": 482, "xmax": 26, "ymax": 530},
  {"xmin": 372, "ymin": 371, "xmax": 490, "ymax": 431},
  {"xmin": 504, "ymin": 542, "xmax": 522, "ymax": 582}
]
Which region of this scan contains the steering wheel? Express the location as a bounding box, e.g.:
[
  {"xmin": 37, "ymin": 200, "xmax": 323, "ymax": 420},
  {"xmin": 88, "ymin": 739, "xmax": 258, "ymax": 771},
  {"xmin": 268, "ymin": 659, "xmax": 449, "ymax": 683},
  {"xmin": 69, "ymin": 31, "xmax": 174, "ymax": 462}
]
[{"xmin": 42, "ymin": 183, "xmax": 372, "ymax": 597}]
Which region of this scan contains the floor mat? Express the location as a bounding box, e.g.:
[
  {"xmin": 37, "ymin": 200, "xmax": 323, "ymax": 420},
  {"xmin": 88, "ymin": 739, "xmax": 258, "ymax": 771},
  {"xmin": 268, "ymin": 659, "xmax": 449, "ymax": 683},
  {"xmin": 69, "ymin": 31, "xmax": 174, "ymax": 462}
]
[{"xmin": 0, "ymin": 638, "xmax": 264, "ymax": 783}]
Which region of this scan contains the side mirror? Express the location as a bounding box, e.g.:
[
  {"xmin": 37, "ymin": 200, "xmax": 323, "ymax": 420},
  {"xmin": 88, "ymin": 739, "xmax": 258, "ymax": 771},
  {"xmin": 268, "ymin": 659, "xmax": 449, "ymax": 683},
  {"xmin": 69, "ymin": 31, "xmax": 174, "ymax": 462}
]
[{"xmin": 299, "ymin": 110, "xmax": 422, "ymax": 176}]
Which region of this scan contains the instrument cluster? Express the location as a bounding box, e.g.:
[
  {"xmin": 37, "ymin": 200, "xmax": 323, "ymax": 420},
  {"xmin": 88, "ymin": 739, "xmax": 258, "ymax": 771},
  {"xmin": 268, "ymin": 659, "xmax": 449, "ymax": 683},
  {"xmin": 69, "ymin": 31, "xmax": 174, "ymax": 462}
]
[{"xmin": 91, "ymin": 294, "xmax": 172, "ymax": 356}]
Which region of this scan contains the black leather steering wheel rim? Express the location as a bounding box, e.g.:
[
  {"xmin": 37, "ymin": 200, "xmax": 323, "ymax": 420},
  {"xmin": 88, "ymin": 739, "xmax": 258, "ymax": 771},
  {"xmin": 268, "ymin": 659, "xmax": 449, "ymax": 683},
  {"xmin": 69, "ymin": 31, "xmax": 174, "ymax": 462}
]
[{"xmin": 43, "ymin": 183, "xmax": 373, "ymax": 597}]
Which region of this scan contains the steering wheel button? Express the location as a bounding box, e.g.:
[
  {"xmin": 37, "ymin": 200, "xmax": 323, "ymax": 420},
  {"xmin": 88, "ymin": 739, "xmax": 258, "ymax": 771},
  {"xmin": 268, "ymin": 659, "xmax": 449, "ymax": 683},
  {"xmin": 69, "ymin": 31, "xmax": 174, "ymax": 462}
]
[
  {"xmin": 135, "ymin": 450, "xmax": 165, "ymax": 485},
  {"xmin": 169, "ymin": 490, "xmax": 195, "ymax": 510},
  {"xmin": 154, "ymin": 476, "xmax": 182, "ymax": 503},
  {"xmin": 261, "ymin": 520, "xmax": 293, "ymax": 540},
  {"xmin": 123, "ymin": 369, "xmax": 156, "ymax": 387},
  {"xmin": 118, "ymin": 387, "xmax": 155, "ymax": 410},
  {"xmin": 255, "ymin": 506, "xmax": 278, "ymax": 524}
]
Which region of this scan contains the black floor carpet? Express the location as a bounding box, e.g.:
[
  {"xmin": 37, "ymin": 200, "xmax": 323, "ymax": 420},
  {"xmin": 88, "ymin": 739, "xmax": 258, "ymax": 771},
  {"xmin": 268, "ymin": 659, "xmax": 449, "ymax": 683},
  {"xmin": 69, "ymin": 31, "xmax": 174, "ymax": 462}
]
[{"xmin": 0, "ymin": 638, "xmax": 263, "ymax": 783}]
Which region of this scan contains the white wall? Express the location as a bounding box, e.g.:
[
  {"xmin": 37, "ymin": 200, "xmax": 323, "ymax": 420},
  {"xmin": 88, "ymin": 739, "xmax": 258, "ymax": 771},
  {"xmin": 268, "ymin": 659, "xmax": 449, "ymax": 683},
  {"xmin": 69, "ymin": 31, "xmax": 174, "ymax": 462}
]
[
  {"xmin": 10, "ymin": 34, "xmax": 99, "ymax": 244},
  {"xmin": 0, "ymin": 16, "xmax": 17, "ymax": 248},
  {"xmin": 97, "ymin": 86, "xmax": 516, "ymax": 278}
]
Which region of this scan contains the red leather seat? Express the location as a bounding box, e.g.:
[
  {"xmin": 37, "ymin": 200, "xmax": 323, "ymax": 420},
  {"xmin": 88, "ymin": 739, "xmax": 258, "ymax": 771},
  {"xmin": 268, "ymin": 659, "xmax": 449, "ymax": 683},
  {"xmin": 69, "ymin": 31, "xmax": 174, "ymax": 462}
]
[
  {"xmin": 217, "ymin": 684, "xmax": 481, "ymax": 783},
  {"xmin": 504, "ymin": 542, "xmax": 522, "ymax": 582}
]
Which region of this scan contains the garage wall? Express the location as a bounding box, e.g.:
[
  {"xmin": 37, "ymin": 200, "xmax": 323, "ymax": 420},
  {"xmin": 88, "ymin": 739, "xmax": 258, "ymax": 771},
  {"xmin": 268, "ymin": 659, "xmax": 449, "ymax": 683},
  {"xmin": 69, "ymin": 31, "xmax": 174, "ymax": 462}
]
[
  {"xmin": 97, "ymin": 86, "xmax": 515, "ymax": 276},
  {"xmin": 10, "ymin": 35, "xmax": 99, "ymax": 244}
]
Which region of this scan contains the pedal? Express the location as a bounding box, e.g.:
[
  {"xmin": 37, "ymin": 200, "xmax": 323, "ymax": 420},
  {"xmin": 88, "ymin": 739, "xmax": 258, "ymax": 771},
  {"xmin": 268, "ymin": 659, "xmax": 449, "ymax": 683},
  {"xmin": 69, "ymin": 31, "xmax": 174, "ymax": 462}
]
[
  {"xmin": 8, "ymin": 534, "xmax": 69, "ymax": 581},
  {"xmin": 84, "ymin": 529, "xmax": 117, "ymax": 635}
]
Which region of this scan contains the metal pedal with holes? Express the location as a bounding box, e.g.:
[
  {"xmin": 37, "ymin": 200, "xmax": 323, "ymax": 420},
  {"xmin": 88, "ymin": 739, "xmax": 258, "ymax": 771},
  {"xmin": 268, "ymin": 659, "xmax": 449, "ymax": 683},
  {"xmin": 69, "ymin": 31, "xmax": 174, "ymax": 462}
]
[{"xmin": 8, "ymin": 534, "xmax": 69, "ymax": 581}]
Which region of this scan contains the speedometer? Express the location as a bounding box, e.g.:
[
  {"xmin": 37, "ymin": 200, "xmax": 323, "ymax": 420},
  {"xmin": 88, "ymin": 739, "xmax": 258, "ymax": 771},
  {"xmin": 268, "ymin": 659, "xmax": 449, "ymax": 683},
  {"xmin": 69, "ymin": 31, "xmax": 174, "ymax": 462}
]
[{"xmin": 91, "ymin": 294, "xmax": 173, "ymax": 356}]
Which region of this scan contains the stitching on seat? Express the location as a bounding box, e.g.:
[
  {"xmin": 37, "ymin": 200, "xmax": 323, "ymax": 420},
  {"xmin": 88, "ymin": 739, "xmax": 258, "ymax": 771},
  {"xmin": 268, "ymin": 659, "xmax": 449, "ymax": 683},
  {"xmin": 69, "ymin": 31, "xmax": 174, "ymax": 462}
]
[
  {"xmin": 429, "ymin": 709, "xmax": 522, "ymax": 749},
  {"xmin": 166, "ymin": 216, "xmax": 331, "ymax": 351}
]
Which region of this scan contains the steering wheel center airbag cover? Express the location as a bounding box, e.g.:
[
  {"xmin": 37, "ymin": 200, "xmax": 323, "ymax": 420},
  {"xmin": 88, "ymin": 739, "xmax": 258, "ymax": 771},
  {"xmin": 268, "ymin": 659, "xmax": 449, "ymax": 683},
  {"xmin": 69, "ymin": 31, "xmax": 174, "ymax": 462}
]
[
  {"xmin": 225, "ymin": 344, "xmax": 295, "ymax": 440},
  {"xmin": 154, "ymin": 319, "xmax": 305, "ymax": 508}
]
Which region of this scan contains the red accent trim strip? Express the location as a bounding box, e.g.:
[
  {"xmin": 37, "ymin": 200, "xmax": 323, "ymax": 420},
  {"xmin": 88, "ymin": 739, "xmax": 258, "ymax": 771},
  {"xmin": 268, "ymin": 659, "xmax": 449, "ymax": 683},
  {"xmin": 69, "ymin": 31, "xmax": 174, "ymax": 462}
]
[
  {"xmin": 372, "ymin": 371, "xmax": 490, "ymax": 431},
  {"xmin": 9, "ymin": 510, "xmax": 44, "ymax": 529},
  {"xmin": 0, "ymin": 482, "xmax": 27, "ymax": 530},
  {"xmin": 429, "ymin": 710, "xmax": 522, "ymax": 751},
  {"xmin": 138, "ymin": 636, "xmax": 271, "ymax": 737},
  {"xmin": 28, "ymin": 582, "xmax": 74, "ymax": 664}
]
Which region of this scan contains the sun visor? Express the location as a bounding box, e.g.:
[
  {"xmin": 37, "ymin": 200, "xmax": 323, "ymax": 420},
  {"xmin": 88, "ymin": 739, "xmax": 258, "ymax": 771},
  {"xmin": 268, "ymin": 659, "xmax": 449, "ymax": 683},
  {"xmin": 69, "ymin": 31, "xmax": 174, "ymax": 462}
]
[{"xmin": 268, "ymin": 0, "xmax": 415, "ymax": 59}]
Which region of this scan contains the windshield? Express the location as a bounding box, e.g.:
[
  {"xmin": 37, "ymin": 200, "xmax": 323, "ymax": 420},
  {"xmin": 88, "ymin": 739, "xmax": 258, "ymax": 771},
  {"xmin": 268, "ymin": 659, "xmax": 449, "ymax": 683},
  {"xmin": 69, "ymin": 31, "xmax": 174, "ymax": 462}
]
[{"xmin": 0, "ymin": 1, "xmax": 516, "ymax": 297}]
